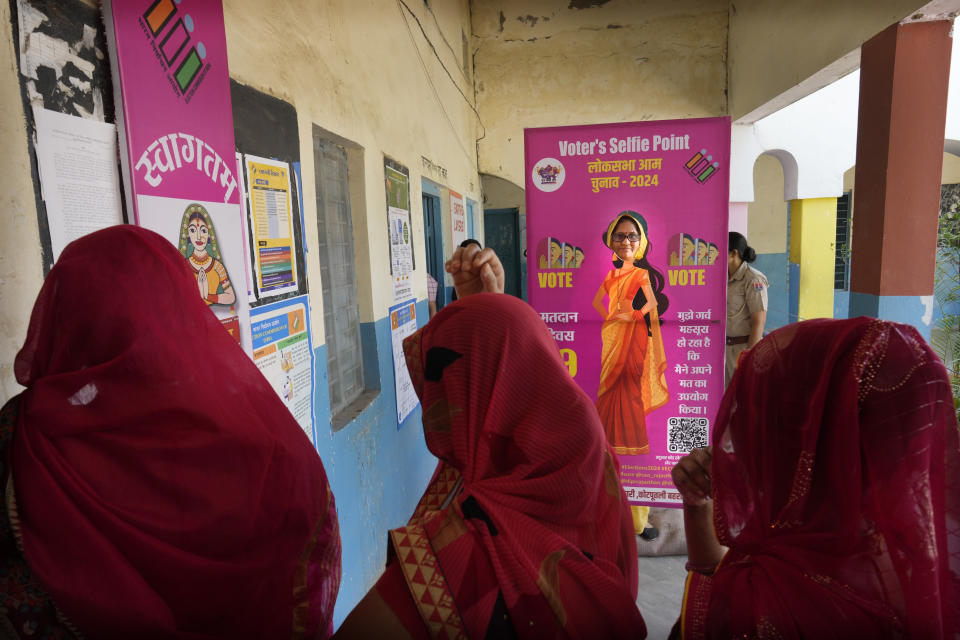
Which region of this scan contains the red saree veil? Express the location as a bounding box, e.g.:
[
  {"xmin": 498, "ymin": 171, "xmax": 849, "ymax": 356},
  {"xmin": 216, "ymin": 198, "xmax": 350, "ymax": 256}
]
[
  {"xmin": 680, "ymin": 318, "xmax": 960, "ymax": 638},
  {"xmin": 390, "ymin": 293, "xmax": 645, "ymax": 638},
  {"xmin": 10, "ymin": 226, "xmax": 340, "ymax": 638}
]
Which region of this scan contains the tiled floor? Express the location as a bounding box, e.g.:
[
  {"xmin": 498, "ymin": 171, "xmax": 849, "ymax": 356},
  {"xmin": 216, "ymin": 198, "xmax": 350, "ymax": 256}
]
[{"xmin": 635, "ymin": 554, "xmax": 687, "ymax": 639}]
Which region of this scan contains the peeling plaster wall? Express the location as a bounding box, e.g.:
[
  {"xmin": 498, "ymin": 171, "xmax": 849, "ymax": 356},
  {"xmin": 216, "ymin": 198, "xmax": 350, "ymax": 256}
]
[
  {"xmin": 471, "ymin": 0, "xmax": 727, "ymax": 188},
  {"xmin": 223, "ymin": 0, "xmax": 481, "ymax": 330},
  {"xmin": 727, "ymin": 0, "xmax": 932, "ymax": 121},
  {"xmin": 0, "ymin": 0, "xmax": 45, "ymax": 401}
]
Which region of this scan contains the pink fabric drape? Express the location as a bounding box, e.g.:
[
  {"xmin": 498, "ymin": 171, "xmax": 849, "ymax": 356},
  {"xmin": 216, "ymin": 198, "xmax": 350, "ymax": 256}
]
[
  {"xmin": 12, "ymin": 225, "xmax": 340, "ymax": 638},
  {"xmin": 684, "ymin": 317, "xmax": 960, "ymax": 638},
  {"xmin": 395, "ymin": 293, "xmax": 645, "ymax": 638}
]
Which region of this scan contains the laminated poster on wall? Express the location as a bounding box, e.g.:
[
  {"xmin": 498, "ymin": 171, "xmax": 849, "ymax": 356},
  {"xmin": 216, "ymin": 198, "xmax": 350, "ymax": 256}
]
[
  {"xmin": 524, "ymin": 117, "xmax": 731, "ymax": 508},
  {"xmin": 244, "ymin": 154, "xmax": 300, "ymax": 299},
  {"xmin": 450, "ymin": 189, "xmax": 467, "ymax": 248},
  {"xmin": 386, "ymin": 165, "xmax": 414, "ymax": 302},
  {"xmin": 389, "ymin": 299, "xmax": 420, "ymax": 426},
  {"xmin": 250, "ymin": 295, "xmax": 316, "ymax": 445},
  {"xmin": 235, "ymin": 152, "xmax": 256, "ymax": 302},
  {"xmin": 104, "ymin": 0, "xmax": 252, "ymax": 352}
]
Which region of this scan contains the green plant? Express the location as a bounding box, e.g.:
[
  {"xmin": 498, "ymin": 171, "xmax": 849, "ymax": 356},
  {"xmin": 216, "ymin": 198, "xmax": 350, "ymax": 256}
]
[{"xmin": 932, "ymin": 183, "xmax": 960, "ymax": 419}]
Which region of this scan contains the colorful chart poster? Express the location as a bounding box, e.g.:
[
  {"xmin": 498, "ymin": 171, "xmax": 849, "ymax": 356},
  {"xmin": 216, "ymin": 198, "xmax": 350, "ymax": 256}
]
[
  {"xmin": 525, "ymin": 117, "xmax": 730, "ymax": 508},
  {"xmin": 250, "ymin": 295, "xmax": 316, "ymax": 444},
  {"xmin": 450, "ymin": 189, "xmax": 467, "ymax": 248},
  {"xmin": 389, "ymin": 299, "xmax": 420, "ymax": 426},
  {"xmin": 245, "ymin": 155, "xmax": 299, "ymax": 298},
  {"xmin": 386, "ymin": 164, "xmax": 414, "ymax": 302},
  {"xmin": 105, "ymin": 0, "xmax": 251, "ymax": 351}
]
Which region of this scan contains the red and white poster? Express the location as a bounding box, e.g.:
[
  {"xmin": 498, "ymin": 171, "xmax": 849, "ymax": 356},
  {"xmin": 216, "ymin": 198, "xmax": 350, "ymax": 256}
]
[{"xmin": 450, "ymin": 189, "xmax": 467, "ymax": 247}]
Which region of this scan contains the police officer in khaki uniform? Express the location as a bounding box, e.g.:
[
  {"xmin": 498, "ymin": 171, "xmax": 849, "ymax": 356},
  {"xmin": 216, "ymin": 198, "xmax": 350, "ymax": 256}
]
[{"xmin": 726, "ymin": 232, "xmax": 768, "ymax": 386}]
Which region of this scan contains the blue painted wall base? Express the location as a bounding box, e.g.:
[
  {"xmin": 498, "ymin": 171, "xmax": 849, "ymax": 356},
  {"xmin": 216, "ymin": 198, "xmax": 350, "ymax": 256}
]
[
  {"xmin": 313, "ymin": 298, "xmax": 438, "ymax": 627},
  {"xmin": 833, "ymin": 291, "xmax": 851, "ymax": 319},
  {"xmin": 848, "ymin": 292, "xmax": 934, "ymax": 340},
  {"xmin": 752, "ymin": 252, "xmax": 790, "ymax": 332},
  {"xmin": 787, "ymin": 261, "xmax": 800, "ymax": 323}
]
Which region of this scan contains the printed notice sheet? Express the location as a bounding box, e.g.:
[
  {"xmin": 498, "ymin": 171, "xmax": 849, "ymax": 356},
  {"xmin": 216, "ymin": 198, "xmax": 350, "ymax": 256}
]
[
  {"xmin": 390, "ymin": 299, "xmax": 420, "ymax": 425},
  {"xmin": 386, "ymin": 165, "xmax": 414, "ymax": 301},
  {"xmin": 245, "ymin": 155, "xmax": 299, "ymax": 298},
  {"xmin": 33, "ymin": 107, "xmax": 124, "ymax": 261},
  {"xmin": 250, "ymin": 295, "xmax": 316, "ymax": 443}
]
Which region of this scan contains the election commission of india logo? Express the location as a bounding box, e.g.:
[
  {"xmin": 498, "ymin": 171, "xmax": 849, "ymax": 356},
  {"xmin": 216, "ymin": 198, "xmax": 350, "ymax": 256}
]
[{"xmin": 532, "ymin": 158, "xmax": 565, "ymax": 192}]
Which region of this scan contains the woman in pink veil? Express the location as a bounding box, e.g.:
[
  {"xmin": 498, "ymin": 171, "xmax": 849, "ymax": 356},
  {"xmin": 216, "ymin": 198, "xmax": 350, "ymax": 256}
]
[{"xmin": 671, "ymin": 317, "xmax": 960, "ymax": 638}]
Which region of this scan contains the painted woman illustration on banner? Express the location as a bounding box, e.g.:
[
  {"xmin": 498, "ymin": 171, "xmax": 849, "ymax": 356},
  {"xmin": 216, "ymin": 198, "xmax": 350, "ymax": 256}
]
[
  {"xmin": 592, "ymin": 211, "xmax": 669, "ymax": 456},
  {"xmin": 178, "ymin": 203, "xmax": 236, "ymax": 307},
  {"xmin": 681, "ymin": 233, "xmax": 697, "ymax": 265}
]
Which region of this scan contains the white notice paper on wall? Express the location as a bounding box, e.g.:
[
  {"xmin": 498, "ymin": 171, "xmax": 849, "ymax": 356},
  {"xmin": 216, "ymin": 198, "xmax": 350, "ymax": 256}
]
[{"xmin": 33, "ymin": 107, "xmax": 124, "ymax": 261}]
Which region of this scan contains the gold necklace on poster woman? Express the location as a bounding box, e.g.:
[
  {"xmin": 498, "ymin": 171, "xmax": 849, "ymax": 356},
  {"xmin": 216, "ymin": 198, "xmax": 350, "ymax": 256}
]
[{"xmin": 190, "ymin": 253, "xmax": 212, "ymax": 270}]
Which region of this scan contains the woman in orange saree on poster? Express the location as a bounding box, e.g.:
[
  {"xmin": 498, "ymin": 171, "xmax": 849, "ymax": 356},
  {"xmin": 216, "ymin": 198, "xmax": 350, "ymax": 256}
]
[{"xmin": 592, "ymin": 212, "xmax": 669, "ymax": 457}]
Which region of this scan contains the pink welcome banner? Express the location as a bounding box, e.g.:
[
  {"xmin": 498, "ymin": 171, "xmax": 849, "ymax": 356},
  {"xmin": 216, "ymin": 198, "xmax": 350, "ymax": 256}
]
[
  {"xmin": 107, "ymin": 0, "xmax": 239, "ymax": 213},
  {"xmin": 106, "ymin": 0, "xmax": 251, "ymax": 351},
  {"xmin": 525, "ymin": 117, "xmax": 730, "ymax": 508}
]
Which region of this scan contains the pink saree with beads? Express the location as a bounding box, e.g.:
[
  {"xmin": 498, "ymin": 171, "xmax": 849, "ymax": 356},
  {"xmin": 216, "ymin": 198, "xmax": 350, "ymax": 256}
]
[{"xmin": 679, "ymin": 318, "xmax": 960, "ymax": 639}]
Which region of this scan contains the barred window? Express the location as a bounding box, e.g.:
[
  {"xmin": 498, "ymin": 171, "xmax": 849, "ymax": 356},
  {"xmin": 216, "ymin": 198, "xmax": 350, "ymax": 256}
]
[
  {"xmin": 834, "ymin": 191, "xmax": 852, "ymax": 290},
  {"xmin": 314, "ymin": 137, "xmax": 364, "ymax": 421}
]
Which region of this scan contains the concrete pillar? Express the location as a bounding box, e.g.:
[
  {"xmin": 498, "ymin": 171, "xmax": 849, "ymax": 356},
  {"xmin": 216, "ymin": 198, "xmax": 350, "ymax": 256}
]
[
  {"xmin": 848, "ymin": 21, "xmax": 952, "ymax": 339},
  {"xmin": 788, "ymin": 197, "xmax": 838, "ymax": 321}
]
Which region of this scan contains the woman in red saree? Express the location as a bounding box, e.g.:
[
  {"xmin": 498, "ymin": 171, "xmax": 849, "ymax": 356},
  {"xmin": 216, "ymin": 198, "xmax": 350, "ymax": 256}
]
[
  {"xmin": 671, "ymin": 317, "xmax": 960, "ymax": 639},
  {"xmin": 337, "ymin": 246, "xmax": 645, "ymax": 639},
  {"xmin": 592, "ymin": 212, "xmax": 669, "ymax": 457},
  {"xmin": 1, "ymin": 226, "xmax": 340, "ymax": 638}
]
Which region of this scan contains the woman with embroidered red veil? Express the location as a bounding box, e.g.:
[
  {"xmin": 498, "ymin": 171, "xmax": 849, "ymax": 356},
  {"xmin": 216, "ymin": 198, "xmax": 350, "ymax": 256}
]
[
  {"xmin": 670, "ymin": 318, "xmax": 960, "ymax": 639},
  {"xmin": 336, "ymin": 245, "xmax": 646, "ymax": 639},
  {"xmin": 0, "ymin": 226, "xmax": 341, "ymax": 638}
]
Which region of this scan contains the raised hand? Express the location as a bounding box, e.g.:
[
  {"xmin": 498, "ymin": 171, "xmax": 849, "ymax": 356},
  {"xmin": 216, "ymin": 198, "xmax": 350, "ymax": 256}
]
[
  {"xmin": 444, "ymin": 245, "xmax": 505, "ymax": 299},
  {"xmin": 671, "ymin": 446, "xmax": 713, "ymax": 507}
]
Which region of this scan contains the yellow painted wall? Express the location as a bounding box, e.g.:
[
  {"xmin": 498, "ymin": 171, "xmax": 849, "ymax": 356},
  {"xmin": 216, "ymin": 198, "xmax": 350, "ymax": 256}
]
[
  {"xmin": 728, "ymin": 0, "xmax": 930, "ymax": 120},
  {"xmin": 943, "ymin": 152, "xmax": 960, "ymax": 184},
  {"xmin": 0, "ymin": 0, "xmax": 46, "ymax": 401},
  {"xmin": 747, "ymin": 154, "xmax": 789, "ymax": 254},
  {"xmin": 789, "ymin": 197, "xmax": 838, "ymax": 320},
  {"xmin": 471, "ymin": 0, "xmax": 728, "ymax": 188}
]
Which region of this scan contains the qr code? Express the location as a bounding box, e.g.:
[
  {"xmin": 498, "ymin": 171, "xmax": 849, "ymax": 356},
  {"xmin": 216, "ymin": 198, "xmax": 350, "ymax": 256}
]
[{"xmin": 667, "ymin": 417, "xmax": 709, "ymax": 453}]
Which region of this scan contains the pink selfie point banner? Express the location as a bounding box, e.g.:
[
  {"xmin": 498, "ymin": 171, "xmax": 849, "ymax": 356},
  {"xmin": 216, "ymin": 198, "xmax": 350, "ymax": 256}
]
[{"xmin": 525, "ymin": 117, "xmax": 730, "ymax": 508}]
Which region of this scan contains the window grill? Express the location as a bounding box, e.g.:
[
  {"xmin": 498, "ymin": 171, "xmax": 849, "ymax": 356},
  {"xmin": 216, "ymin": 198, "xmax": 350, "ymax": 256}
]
[{"xmin": 314, "ymin": 138, "xmax": 364, "ymax": 418}]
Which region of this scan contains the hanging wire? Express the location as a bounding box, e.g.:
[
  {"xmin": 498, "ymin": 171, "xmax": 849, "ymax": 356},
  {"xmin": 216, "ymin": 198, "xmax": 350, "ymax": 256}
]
[
  {"xmin": 423, "ymin": 1, "xmax": 470, "ymax": 85},
  {"xmin": 396, "ymin": 0, "xmax": 486, "ymax": 155}
]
